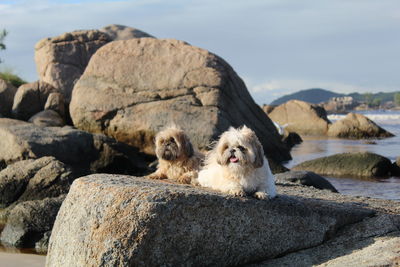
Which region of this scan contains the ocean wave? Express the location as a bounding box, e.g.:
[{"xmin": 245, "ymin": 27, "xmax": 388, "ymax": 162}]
[{"xmin": 328, "ymin": 113, "xmax": 400, "ymax": 123}]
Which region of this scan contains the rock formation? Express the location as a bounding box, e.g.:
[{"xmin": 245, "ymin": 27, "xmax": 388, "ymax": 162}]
[
  {"xmin": 327, "ymin": 112, "xmax": 394, "ymax": 139},
  {"xmin": 70, "ymin": 38, "xmax": 290, "ymax": 162},
  {"xmin": 268, "ymin": 100, "xmax": 331, "ymax": 135},
  {"xmin": 292, "ymin": 152, "xmax": 394, "ymax": 178}
]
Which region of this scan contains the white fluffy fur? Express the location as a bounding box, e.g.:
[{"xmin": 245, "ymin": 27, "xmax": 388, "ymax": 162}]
[{"xmin": 198, "ymin": 126, "xmax": 277, "ymax": 199}]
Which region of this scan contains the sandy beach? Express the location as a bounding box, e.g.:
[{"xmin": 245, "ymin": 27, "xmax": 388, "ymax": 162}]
[{"xmin": 0, "ymin": 252, "xmax": 46, "ymax": 267}]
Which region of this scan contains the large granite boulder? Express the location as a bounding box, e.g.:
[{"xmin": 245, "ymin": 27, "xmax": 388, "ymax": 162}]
[
  {"xmin": 0, "ymin": 119, "xmax": 151, "ymax": 175},
  {"xmin": 0, "ymin": 157, "xmax": 74, "ymax": 209},
  {"xmin": 35, "ymin": 30, "xmax": 111, "ymax": 101},
  {"xmin": 46, "ymin": 174, "xmax": 375, "ymax": 266},
  {"xmin": 70, "ymin": 38, "xmax": 290, "ymax": 162},
  {"xmin": 268, "ymin": 100, "xmax": 331, "ymax": 135},
  {"xmin": 1, "ymin": 195, "xmax": 65, "ymax": 249},
  {"xmin": 12, "ymin": 81, "xmax": 59, "ymax": 121},
  {"xmin": 35, "ymin": 26, "xmax": 154, "ymax": 102},
  {"xmin": 100, "ymin": 24, "xmax": 154, "ymax": 40},
  {"xmin": 292, "ymin": 152, "xmax": 394, "ymax": 178},
  {"xmin": 0, "ymin": 78, "xmax": 17, "ymax": 116},
  {"xmin": 327, "ymin": 112, "xmax": 394, "ymax": 139}
]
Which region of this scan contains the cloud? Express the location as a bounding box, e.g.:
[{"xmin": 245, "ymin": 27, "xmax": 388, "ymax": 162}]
[{"xmin": 0, "ymin": 0, "xmax": 399, "ymax": 106}]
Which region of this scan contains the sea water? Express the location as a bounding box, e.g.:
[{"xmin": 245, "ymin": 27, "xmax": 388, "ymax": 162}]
[{"xmin": 284, "ymin": 110, "xmax": 400, "ymax": 201}]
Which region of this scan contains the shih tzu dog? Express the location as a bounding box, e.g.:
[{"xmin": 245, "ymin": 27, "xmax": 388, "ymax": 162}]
[
  {"xmin": 198, "ymin": 126, "xmax": 277, "ymax": 199},
  {"xmin": 147, "ymin": 126, "xmax": 203, "ymax": 184}
]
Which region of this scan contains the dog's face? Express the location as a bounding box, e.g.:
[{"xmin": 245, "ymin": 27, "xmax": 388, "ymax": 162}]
[
  {"xmin": 215, "ymin": 126, "xmax": 264, "ymax": 169},
  {"xmin": 155, "ymin": 127, "xmax": 194, "ymax": 161}
]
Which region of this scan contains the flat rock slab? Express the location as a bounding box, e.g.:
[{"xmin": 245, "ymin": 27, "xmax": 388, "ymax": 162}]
[{"xmin": 46, "ymin": 175, "xmax": 374, "ymax": 267}]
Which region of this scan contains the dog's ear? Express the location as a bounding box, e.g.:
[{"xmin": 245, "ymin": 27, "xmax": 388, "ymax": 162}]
[
  {"xmin": 252, "ymin": 139, "xmax": 264, "ymax": 168},
  {"xmin": 183, "ymin": 136, "xmax": 194, "ymax": 158},
  {"xmin": 240, "ymin": 126, "xmax": 264, "ymax": 168},
  {"xmin": 215, "ymin": 138, "xmax": 228, "ymax": 166}
]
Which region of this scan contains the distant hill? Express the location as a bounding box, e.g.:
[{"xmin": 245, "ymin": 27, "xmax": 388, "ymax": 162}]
[{"xmin": 270, "ymin": 88, "xmax": 343, "ymax": 105}]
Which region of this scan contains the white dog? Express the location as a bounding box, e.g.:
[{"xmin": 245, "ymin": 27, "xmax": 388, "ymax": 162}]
[{"xmin": 198, "ymin": 126, "xmax": 277, "ymax": 199}]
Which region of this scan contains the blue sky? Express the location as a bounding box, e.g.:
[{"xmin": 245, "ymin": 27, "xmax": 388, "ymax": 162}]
[{"xmin": 1, "ymin": 0, "xmax": 399, "ymax": 104}]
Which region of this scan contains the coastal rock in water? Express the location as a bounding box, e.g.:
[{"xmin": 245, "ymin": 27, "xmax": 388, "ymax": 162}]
[
  {"xmin": 0, "ymin": 79, "xmax": 17, "ymax": 117},
  {"xmin": 292, "ymin": 152, "xmax": 393, "ymax": 178},
  {"xmin": 12, "ymin": 81, "xmax": 59, "ymax": 121},
  {"xmin": 35, "ymin": 30, "xmax": 111, "ymax": 101},
  {"xmin": 275, "ymin": 171, "xmax": 337, "ymax": 192},
  {"xmin": 0, "ymin": 157, "xmax": 73, "ymax": 208},
  {"xmin": 46, "ymin": 174, "xmax": 373, "ymax": 266},
  {"xmin": 70, "ymin": 38, "xmax": 290, "ymax": 163},
  {"xmin": 268, "ymin": 100, "xmax": 331, "ymax": 136},
  {"xmin": 0, "ymin": 119, "xmax": 151, "ymax": 175},
  {"xmin": 327, "ymin": 112, "xmax": 394, "ymax": 139},
  {"xmin": 100, "ymin": 24, "xmax": 155, "ymax": 40},
  {"xmin": 282, "ymin": 131, "xmax": 302, "ymax": 149},
  {"xmin": 0, "ymin": 195, "xmax": 65, "ymax": 248},
  {"xmin": 29, "ymin": 110, "xmax": 65, "ymax": 127},
  {"xmin": 44, "ymin": 92, "xmax": 65, "ymax": 119}
]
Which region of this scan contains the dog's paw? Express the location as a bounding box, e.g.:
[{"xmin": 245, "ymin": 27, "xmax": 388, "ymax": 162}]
[
  {"xmin": 147, "ymin": 173, "xmax": 164, "ymax": 180},
  {"xmin": 253, "ymin": 191, "xmax": 267, "ymax": 200},
  {"xmin": 228, "ymin": 188, "xmax": 246, "ymax": 197}
]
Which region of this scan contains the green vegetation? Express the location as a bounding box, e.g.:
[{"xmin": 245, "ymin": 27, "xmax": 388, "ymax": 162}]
[
  {"xmin": 0, "ymin": 29, "xmax": 7, "ymax": 63},
  {"xmin": 0, "ymin": 69, "xmax": 27, "ymax": 87},
  {"xmin": 395, "ymin": 93, "xmax": 400, "ymax": 106}
]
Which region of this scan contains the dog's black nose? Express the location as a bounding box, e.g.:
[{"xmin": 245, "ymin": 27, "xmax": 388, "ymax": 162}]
[{"xmin": 229, "ymin": 148, "xmax": 236, "ymax": 154}]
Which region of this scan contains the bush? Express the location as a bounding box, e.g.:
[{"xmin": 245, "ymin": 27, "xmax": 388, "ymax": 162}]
[{"xmin": 0, "ymin": 70, "xmax": 27, "ymax": 88}]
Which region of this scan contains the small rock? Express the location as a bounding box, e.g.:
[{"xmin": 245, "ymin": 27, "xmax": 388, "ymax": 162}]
[
  {"xmin": 0, "ymin": 195, "xmax": 65, "ymax": 248},
  {"xmin": 0, "ymin": 79, "xmax": 17, "ymax": 117},
  {"xmin": 12, "ymin": 81, "xmax": 59, "ymax": 120},
  {"xmin": 275, "ymin": 171, "xmax": 338, "ymax": 192},
  {"xmin": 29, "ymin": 110, "xmax": 65, "ymax": 127},
  {"xmin": 44, "ymin": 92, "xmax": 65, "ymax": 119}
]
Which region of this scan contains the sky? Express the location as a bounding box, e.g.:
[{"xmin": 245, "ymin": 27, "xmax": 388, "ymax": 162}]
[{"xmin": 0, "ymin": 0, "xmax": 399, "ymax": 104}]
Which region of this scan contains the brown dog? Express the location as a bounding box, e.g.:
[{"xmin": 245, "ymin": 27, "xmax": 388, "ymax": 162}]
[{"xmin": 147, "ymin": 127, "xmax": 203, "ymax": 184}]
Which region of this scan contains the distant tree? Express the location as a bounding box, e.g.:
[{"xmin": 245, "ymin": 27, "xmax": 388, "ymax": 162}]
[
  {"xmin": 363, "ymin": 92, "xmax": 373, "ymax": 106},
  {"xmin": 371, "ymin": 98, "xmax": 381, "ymax": 107},
  {"xmin": 394, "ymin": 93, "xmax": 400, "ymax": 106},
  {"xmin": 0, "ymin": 29, "xmax": 7, "ymax": 63}
]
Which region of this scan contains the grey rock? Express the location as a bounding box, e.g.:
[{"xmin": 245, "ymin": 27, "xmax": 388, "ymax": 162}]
[
  {"xmin": 35, "ymin": 30, "xmax": 111, "ymax": 101},
  {"xmin": 100, "ymin": 24, "xmax": 154, "ymax": 40},
  {"xmin": 35, "ymin": 231, "xmax": 51, "ymax": 254},
  {"xmin": 0, "ymin": 157, "xmax": 73, "ymax": 208},
  {"xmin": 12, "ymin": 81, "xmax": 59, "ymax": 121},
  {"xmin": 256, "ymin": 214, "xmax": 400, "ymax": 267},
  {"xmin": 0, "ymin": 195, "xmax": 65, "ymax": 248},
  {"xmin": 46, "ymin": 175, "xmax": 374, "ymax": 267},
  {"xmin": 70, "ymin": 38, "xmax": 291, "ymax": 163},
  {"xmin": 292, "ymin": 152, "xmax": 393, "ymax": 178},
  {"xmin": 29, "ymin": 110, "xmax": 65, "ymax": 127},
  {"xmin": 276, "ymin": 171, "xmax": 338, "ymax": 192},
  {"xmin": 0, "ymin": 78, "xmax": 17, "ymax": 117},
  {"xmin": 0, "ymin": 119, "xmax": 152, "ymax": 175},
  {"xmin": 44, "ymin": 92, "xmax": 65, "ymax": 119}
]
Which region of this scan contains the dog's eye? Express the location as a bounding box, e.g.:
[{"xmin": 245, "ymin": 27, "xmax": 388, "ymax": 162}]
[
  {"xmin": 238, "ymin": 145, "xmax": 246, "ymax": 152},
  {"xmin": 169, "ymin": 137, "xmax": 175, "ymax": 143}
]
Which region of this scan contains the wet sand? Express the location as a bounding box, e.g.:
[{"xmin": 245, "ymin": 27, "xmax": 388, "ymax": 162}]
[{"xmin": 0, "ymin": 252, "xmax": 46, "ymax": 267}]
